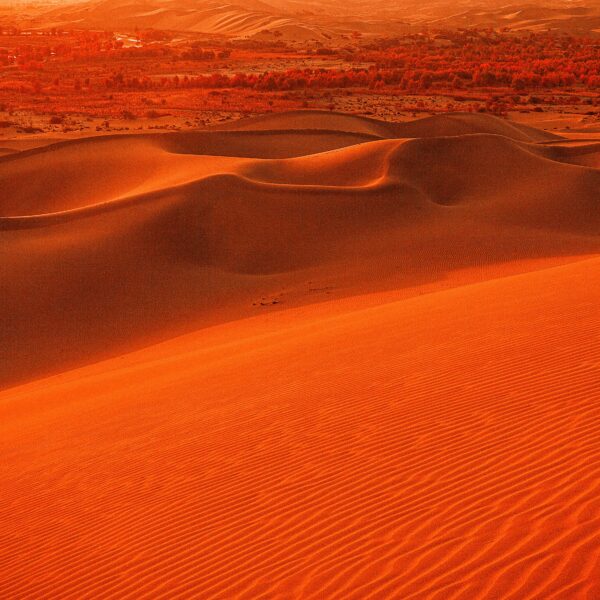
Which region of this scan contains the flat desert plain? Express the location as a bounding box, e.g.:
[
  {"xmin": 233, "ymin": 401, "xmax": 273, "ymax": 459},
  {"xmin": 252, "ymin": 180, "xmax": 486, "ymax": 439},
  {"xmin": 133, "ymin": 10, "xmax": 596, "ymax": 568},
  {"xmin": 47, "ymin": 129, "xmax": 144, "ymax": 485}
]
[{"xmin": 1, "ymin": 110, "xmax": 600, "ymax": 598}]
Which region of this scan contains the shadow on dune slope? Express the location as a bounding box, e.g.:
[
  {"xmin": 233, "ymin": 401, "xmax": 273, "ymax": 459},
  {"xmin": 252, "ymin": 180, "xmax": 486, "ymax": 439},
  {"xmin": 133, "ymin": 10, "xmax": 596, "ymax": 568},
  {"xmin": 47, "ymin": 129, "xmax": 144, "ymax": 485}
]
[{"xmin": 1, "ymin": 111, "xmax": 598, "ymax": 388}]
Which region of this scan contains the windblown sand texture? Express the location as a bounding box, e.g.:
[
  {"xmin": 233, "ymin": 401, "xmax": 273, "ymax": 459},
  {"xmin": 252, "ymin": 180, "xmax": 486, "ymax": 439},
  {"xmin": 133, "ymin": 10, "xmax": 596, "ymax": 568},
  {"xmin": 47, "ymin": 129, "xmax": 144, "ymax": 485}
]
[{"xmin": 1, "ymin": 110, "xmax": 600, "ymax": 598}]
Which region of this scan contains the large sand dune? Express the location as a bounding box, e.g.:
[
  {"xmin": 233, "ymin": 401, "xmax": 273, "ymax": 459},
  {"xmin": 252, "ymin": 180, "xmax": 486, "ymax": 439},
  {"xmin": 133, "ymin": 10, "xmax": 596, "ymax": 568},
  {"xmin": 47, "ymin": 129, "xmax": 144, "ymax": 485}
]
[{"xmin": 1, "ymin": 110, "xmax": 600, "ymax": 598}]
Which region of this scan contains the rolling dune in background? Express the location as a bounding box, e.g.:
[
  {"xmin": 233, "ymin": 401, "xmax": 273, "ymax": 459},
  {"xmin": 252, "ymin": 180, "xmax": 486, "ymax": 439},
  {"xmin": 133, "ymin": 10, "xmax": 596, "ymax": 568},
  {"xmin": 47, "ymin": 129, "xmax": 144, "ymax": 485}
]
[
  {"xmin": 1, "ymin": 110, "xmax": 600, "ymax": 598},
  {"xmin": 15, "ymin": 0, "xmax": 600, "ymax": 39}
]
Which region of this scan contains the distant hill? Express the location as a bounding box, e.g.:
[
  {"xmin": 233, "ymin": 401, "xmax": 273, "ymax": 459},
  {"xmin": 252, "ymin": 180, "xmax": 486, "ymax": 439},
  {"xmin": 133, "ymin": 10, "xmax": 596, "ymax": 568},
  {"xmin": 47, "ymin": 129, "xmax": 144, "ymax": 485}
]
[{"xmin": 8, "ymin": 0, "xmax": 600, "ymax": 40}]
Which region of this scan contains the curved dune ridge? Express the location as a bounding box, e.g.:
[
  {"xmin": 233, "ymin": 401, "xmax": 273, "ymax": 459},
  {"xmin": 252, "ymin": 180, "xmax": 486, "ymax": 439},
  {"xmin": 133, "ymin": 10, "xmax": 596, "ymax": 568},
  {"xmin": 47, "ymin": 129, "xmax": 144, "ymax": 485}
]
[
  {"xmin": 1, "ymin": 110, "xmax": 600, "ymax": 598},
  {"xmin": 211, "ymin": 110, "xmax": 561, "ymax": 142}
]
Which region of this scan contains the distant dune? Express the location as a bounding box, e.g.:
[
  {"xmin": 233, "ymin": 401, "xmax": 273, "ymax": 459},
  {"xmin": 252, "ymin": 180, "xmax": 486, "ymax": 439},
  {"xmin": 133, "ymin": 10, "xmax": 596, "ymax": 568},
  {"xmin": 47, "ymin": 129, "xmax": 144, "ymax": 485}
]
[
  {"xmin": 23, "ymin": 0, "xmax": 340, "ymax": 41},
  {"xmin": 14, "ymin": 0, "xmax": 600, "ymax": 39},
  {"xmin": 1, "ymin": 110, "xmax": 600, "ymax": 598},
  {"xmin": 216, "ymin": 110, "xmax": 561, "ymax": 142},
  {"xmin": 427, "ymin": 2, "xmax": 600, "ymax": 34}
]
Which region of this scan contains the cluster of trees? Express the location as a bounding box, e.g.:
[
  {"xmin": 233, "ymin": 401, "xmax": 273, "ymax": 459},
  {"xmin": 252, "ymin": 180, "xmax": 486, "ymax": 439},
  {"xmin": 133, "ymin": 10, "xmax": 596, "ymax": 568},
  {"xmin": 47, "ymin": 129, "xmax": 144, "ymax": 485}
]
[
  {"xmin": 2, "ymin": 27, "xmax": 600, "ymax": 101},
  {"xmin": 0, "ymin": 28, "xmax": 232, "ymax": 69},
  {"xmin": 355, "ymin": 31, "xmax": 600, "ymax": 92},
  {"xmin": 87, "ymin": 30, "xmax": 600, "ymax": 95},
  {"xmin": 104, "ymin": 69, "xmax": 380, "ymax": 91},
  {"xmin": 181, "ymin": 48, "xmax": 231, "ymax": 60},
  {"xmin": 101, "ymin": 61, "xmax": 600, "ymax": 95},
  {"xmin": 0, "ymin": 30, "xmax": 116, "ymax": 68}
]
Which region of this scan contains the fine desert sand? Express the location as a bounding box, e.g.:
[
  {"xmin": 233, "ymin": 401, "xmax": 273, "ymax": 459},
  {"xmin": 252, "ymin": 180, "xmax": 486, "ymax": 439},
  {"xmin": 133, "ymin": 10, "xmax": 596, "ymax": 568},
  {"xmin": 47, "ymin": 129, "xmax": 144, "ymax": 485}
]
[{"xmin": 1, "ymin": 110, "xmax": 600, "ymax": 598}]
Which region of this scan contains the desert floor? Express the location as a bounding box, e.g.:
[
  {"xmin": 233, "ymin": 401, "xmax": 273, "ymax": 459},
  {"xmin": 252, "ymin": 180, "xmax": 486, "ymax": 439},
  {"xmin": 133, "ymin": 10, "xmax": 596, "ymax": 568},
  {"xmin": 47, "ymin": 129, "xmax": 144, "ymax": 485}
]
[{"xmin": 1, "ymin": 110, "xmax": 600, "ymax": 598}]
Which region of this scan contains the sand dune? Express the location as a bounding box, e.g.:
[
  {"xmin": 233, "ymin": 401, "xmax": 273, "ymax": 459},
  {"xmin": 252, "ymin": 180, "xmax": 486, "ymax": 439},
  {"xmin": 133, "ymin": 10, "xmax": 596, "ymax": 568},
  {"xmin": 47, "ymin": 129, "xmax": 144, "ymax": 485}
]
[
  {"xmin": 19, "ymin": 0, "xmax": 600, "ymax": 38},
  {"xmin": 213, "ymin": 110, "xmax": 561, "ymax": 142},
  {"xmin": 1, "ymin": 110, "xmax": 600, "ymax": 597},
  {"xmin": 2, "ymin": 257, "xmax": 600, "ymax": 599},
  {"xmin": 28, "ymin": 0, "xmax": 337, "ymax": 40},
  {"xmin": 2, "ymin": 113, "xmax": 598, "ymax": 388},
  {"xmin": 537, "ymin": 141, "xmax": 600, "ymax": 168},
  {"xmin": 427, "ymin": 2, "xmax": 600, "ymax": 34}
]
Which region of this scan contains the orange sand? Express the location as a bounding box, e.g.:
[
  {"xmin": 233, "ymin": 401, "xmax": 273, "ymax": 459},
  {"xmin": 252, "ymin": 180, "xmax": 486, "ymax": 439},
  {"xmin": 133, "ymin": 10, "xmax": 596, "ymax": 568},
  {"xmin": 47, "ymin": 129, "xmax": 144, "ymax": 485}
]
[{"xmin": 1, "ymin": 111, "xmax": 600, "ymax": 598}]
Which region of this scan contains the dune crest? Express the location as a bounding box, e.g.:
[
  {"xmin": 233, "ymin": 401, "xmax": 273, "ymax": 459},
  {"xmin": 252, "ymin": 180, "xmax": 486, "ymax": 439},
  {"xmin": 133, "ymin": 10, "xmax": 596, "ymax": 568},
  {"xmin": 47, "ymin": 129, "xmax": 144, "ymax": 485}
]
[{"xmin": 212, "ymin": 110, "xmax": 562, "ymax": 142}]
